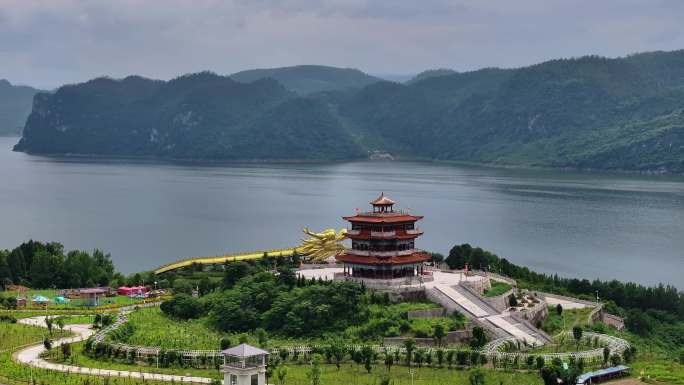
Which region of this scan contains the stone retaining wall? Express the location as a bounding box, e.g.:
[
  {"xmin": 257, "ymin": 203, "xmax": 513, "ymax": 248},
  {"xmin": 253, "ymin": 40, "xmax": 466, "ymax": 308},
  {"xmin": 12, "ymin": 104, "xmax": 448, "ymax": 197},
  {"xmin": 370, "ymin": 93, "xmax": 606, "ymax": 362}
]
[
  {"xmin": 482, "ymin": 288, "xmax": 515, "ymax": 313},
  {"xmin": 407, "ymin": 307, "xmax": 446, "ymax": 319},
  {"xmin": 602, "ymin": 313, "xmax": 625, "ymax": 331},
  {"xmin": 383, "ymin": 329, "xmax": 473, "ymax": 347}
]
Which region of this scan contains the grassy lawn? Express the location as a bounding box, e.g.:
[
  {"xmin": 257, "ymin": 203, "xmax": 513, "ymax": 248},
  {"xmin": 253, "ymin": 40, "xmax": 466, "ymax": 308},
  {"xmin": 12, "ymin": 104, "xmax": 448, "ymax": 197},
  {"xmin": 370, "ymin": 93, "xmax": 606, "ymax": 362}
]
[
  {"xmin": 4, "ymin": 289, "xmax": 154, "ymax": 310},
  {"xmin": 277, "ymin": 363, "xmax": 543, "ymax": 385},
  {"xmin": 541, "ymin": 306, "xmax": 595, "ymax": 335},
  {"xmin": 47, "ymin": 342, "xmax": 545, "ymax": 385},
  {"xmin": 526, "ymin": 334, "xmax": 603, "ymax": 354},
  {"xmin": 0, "ymin": 322, "xmax": 69, "ymax": 351},
  {"xmin": 483, "ymin": 281, "xmax": 513, "ymax": 297},
  {"xmin": 117, "ymin": 302, "xmax": 463, "ymax": 350},
  {"xmin": 0, "ymin": 351, "xmax": 170, "ymax": 385},
  {"xmin": 46, "ymin": 341, "xmax": 223, "ymax": 379},
  {"xmin": 631, "ymin": 360, "xmax": 684, "ymax": 384},
  {"xmin": 117, "ymin": 307, "xmax": 225, "ymax": 349},
  {"xmin": 56, "ymin": 314, "xmax": 96, "ymax": 325}
]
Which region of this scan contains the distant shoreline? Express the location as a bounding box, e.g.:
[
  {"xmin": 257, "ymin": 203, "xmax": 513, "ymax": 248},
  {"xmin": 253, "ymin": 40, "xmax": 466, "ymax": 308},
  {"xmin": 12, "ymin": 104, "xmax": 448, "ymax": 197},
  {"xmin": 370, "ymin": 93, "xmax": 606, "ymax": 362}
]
[{"xmin": 7, "ymin": 141, "xmax": 684, "ymax": 178}]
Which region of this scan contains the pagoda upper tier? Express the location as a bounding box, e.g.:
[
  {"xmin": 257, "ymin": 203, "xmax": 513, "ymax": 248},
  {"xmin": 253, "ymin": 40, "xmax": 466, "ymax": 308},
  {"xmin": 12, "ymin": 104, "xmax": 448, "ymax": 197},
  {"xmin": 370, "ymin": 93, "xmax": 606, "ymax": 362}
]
[{"xmin": 343, "ymin": 192, "xmax": 424, "ymax": 240}]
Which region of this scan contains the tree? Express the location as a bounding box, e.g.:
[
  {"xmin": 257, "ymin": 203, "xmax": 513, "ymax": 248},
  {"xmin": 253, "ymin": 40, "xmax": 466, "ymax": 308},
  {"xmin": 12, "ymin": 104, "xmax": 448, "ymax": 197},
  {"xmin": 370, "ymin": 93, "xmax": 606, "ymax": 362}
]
[
  {"xmin": 198, "ymin": 276, "xmax": 213, "ymax": 296},
  {"xmin": 222, "ymin": 261, "xmax": 252, "ymax": 289},
  {"xmin": 61, "ymin": 342, "xmax": 72, "ymax": 359},
  {"xmin": 276, "ymin": 267, "xmax": 297, "ymax": 289},
  {"xmin": 468, "ymin": 368, "xmax": 486, "ymax": 385},
  {"xmin": 436, "ymin": 349, "xmax": 444, "ymax": 367},
  {"xmin": 7, "ymin": 248, "xmax": 26, "ymax": 283},
  {"xmin": 540, "ymin": 366, "xmax": 559, "ymax": 385},
  {"xmin": 430, "ymin": 253, "xmax": 445, "ymax": 264},
  {"xmin": 470, "ymin": 326, "xmax": 487, "ymax": 349},
  {"xmin": 625, "ymin": 309, "xmax": 653, "ymax": 336},
  {"xmin": 403, "ymin": 338, "xmax": 416, "ymax": 367},
  {"xmin": 556, "ymin": 304, "xmax": 563, "ymax": 317},
  {"xmin": 172, "ymin": 279, "xmax": 193, "ymax": 295},
  {"xmin": 55, "ymin": 317, "xmax": 65, "ymax": 332},
  {"xmin": 384, "ymin": 351, "xmax": 394, "ymax": 372},
  {"xmin": 327, "ymin": 337, "xmax": 346, "ymax": 370},
  {"xmin": 255, "ymin": 328, "xmax": 268, "ymax": 347},
  {"xmin": 45, "ymin": 316, "xmax": 53, "ymax": 336},
  {"xmin": 446, "ymin": 350, "xmax": 455, "ymax": 368},
  {"xmin": 160, "ymin": 294, "xmax": 205, "ymax": 319},
  {"xmin": 220, "ymin": 337, "xmax": 232, "ymax": 350},
  {"xmin": 572, "ymin": 326, "xmax": 583, "ymax": 348},
  {"xmin": 43, "ymin": 337, "xmax": 52, "ymax": 350},
  {"xmin": 508, "ymin": 295, "xmax": 518, "ymax": 307},
  {"xmin": 446, "ymin": 244, "xmax": 471, "ymax": 270},
  {"xmin": 306, "ymin": 357, "xmax": 322, "ymax": 385},
  {"xmin": 414, "ymin": 349, "xmax": 425, "ymax": 368},
  {"xmin": 274, "ymin": 367, "xmax": 287, "ymax": 385},
  {"xmin": 360, "ymin": 345, "xmax": 374, "ymax": 373},
  {"xmin": 456, "ymin": 351, "xmax": 468, "ymax": 366},
  {"xmin": 433, "ymin": 323, "xmax": 446, "ymax": 347}
]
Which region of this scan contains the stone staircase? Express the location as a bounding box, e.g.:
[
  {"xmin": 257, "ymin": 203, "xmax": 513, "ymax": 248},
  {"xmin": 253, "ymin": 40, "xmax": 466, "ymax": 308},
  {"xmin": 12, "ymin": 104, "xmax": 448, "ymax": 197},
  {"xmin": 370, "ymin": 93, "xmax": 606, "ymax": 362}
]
[{"xmin": 428, "ymin": 282, "xmax": 550, "ymax": 346}]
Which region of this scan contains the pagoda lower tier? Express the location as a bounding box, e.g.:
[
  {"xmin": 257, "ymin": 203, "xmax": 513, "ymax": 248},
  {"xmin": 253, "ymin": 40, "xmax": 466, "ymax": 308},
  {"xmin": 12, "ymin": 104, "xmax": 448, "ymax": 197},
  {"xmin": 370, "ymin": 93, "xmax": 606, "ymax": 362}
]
[{"xmin": 336, "ymin": 251, "xmax": 431, "ymax": 279}]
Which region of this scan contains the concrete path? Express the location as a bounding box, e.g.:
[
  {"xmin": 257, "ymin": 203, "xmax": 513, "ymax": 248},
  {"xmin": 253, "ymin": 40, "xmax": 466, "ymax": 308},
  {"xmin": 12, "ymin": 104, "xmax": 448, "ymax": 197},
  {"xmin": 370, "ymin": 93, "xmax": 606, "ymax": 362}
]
[
  {"xmin": 15, "ymin": 316, "xmax": 213, "ymax": 384},
  {"xmin": 484, "ymin": 315, "xmax": 542, "ymax": 346},
  {"xmin": 434, "ymin": 284, "xmax": 491, "ymax": 317}
]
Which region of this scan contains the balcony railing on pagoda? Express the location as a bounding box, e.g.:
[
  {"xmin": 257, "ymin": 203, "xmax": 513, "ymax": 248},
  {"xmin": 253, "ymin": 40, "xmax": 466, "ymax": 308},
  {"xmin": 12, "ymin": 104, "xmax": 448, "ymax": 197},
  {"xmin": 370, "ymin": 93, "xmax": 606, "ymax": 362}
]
[
  {"xmin": 346, "ymin": 228, "xmax": 422, "ymax": 237},
  {"xmin": 345, "ymin": 249, "xmax": 418, "ymax": 257}
]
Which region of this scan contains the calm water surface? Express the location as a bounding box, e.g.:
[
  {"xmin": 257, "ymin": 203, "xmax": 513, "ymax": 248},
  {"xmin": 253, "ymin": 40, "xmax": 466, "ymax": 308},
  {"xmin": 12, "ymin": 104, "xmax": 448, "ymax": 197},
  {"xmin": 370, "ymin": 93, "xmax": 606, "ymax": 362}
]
[{"xmin": 1, "ymin": 137, "xmax": 683, "ymax": 287}]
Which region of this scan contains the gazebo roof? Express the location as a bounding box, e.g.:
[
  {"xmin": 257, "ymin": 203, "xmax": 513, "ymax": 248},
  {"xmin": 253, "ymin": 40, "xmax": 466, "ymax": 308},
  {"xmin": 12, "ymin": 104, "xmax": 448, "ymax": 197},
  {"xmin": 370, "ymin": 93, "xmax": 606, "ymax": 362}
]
[
  {"xmin": 370, "ymin": 192, "xmax": 395, "ymax": 206},
  {"xmin": 221, "ymin": 343, "xmax": 269, "ymax": 357}
]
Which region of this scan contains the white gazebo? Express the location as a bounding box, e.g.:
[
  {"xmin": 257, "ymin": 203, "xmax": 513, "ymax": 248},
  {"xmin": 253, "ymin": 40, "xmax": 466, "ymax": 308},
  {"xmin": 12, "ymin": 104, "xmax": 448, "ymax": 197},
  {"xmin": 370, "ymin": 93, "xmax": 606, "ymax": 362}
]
[{"xmin": 220, "ymin": 343, "xmax": 269, "ymax": 385}]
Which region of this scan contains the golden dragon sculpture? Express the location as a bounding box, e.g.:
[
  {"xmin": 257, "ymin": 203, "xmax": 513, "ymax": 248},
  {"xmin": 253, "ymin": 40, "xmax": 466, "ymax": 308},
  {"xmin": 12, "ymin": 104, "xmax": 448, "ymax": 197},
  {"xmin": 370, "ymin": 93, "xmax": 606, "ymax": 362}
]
[{"xmin": 298, "ymin": 227, "xmax": 348, "ymax": 261}]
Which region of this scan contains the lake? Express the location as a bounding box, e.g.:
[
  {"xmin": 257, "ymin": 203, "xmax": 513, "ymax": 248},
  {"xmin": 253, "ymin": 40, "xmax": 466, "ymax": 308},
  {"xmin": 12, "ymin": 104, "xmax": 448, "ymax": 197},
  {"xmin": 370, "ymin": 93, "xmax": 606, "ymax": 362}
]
[{"xmin": 1, "ymin": 137, "xmax": 683, "ymax": 287}]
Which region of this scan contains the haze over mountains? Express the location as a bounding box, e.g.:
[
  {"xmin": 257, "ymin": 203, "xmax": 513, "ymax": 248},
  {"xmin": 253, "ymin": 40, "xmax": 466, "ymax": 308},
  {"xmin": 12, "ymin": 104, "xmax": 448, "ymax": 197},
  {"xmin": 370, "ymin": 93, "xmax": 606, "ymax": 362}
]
[
  {"xmin": 11, "ymin": 51, "xmax": 684, "ymax": 173},
  {"xmin": 0, "ymin": 80, "xmax": 42, "ymax": 136}
]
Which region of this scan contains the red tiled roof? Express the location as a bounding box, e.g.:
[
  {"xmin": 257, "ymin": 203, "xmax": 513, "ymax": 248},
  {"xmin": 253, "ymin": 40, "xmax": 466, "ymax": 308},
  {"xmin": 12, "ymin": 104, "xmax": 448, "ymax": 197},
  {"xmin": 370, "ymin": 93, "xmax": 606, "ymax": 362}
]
[
  {"xmin": 343, "ymin": 214, "xmax": 423, "ymax": 223},
  {"xmin": 336, "ymin": 252, "xmax": 430, "ymax": 265},
  {"xmin": 370, "ymin": 192, "xmax": 396, "ymax": 205}
]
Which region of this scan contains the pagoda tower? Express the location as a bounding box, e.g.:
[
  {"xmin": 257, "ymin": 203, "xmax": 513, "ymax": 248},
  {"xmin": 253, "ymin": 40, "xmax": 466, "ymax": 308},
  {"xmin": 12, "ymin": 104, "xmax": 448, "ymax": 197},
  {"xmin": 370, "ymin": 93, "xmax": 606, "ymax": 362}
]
[{"xmin": 337, "ymin": 193, "xmax": 430, "ymax": 280}]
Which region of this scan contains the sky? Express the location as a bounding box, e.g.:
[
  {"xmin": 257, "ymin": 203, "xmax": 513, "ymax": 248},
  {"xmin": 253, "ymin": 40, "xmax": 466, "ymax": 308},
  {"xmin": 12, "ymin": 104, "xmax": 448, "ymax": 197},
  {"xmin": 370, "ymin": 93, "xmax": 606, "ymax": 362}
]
[{"xmin": 2, "ymin": 0, "xmax": 684, "ymax": 89}]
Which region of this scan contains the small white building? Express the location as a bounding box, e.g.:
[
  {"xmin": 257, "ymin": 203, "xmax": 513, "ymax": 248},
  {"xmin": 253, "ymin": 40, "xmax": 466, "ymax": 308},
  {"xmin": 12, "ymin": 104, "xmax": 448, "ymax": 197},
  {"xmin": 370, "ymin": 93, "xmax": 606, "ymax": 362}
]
[{"xmin": 220, "ymin": 343, "xmax": 269, "ymax": 385}]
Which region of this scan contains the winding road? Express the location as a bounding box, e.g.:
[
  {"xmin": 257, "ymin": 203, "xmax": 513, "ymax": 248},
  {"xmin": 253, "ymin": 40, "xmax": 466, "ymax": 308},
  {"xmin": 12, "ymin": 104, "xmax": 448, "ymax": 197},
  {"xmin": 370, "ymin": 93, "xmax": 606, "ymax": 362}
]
[{"xmin": 14, "ymin": 316, "xmax": 214, "ymax": 384}]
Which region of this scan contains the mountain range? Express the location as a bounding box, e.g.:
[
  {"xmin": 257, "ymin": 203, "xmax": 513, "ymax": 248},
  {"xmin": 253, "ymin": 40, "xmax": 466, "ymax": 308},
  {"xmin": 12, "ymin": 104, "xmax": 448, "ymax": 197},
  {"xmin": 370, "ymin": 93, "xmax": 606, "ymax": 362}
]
[
  {"xmin": 12, "ymin": 51, "xmax": 684, "ymax": 172},
  {"xmin": 0, "ymin": 80, "xmax": 42, "ymax": 136}
]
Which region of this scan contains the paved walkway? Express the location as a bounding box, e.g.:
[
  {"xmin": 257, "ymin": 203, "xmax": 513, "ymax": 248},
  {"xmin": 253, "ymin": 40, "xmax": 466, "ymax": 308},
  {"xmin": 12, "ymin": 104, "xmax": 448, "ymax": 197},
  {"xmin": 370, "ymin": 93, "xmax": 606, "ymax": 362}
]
[{"xmin": 15, "ymin": 316, "xmax": 213, "ymax": 384}]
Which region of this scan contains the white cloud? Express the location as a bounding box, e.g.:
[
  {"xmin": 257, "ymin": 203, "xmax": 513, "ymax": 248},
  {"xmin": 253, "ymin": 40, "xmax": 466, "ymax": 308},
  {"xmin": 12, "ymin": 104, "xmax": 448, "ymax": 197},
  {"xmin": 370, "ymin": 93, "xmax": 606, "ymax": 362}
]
[{"xmin": 0, "ymin": 0, "xmax": 683, "ymax": 88}]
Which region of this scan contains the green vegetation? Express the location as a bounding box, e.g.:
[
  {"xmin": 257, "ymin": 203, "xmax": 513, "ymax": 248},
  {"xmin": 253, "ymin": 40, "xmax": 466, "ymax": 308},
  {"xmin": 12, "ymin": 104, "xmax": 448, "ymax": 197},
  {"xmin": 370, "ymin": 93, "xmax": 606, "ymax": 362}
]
[
  {"xmin": 0, "ymin": 351, "xmax": 169, "ymax": 385},
  {"xmin": 483, "ymin": 281, "xmax": 512, "ymax": 297},
  {"xmin": 273, "ymin": 364, "xmax": 542, "ymax": 385},
  {"xmin": 540, "ymin": 306, "xmax": 594, "ymax": 335},
  {"xmin": 111, "ymin": 307, "xmax": 225, "ymax": 350},
  {"xmin": 15, "ymin": 50, "xmax": 684, "ymax": 172},
  {"xmin": 0, "ymin": 240, "xmax": 118, "ymax": 290},
  {"xmin": 113, "ymin": 298, "xmax": 462, "ymax": 350},
  {"xmin": 230, "ymin": 65, "xmax": 382, "ymax": 94},
  {"xmin": 0, "ymin": 322, "xmax": 68, "ymax": 351}
]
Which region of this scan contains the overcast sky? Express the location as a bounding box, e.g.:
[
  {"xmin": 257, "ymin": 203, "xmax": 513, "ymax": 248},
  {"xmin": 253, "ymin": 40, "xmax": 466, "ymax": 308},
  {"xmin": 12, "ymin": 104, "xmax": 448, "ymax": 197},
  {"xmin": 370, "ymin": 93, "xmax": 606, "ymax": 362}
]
[{"xmin": 2, "ymin": 0, "xmax": 684, "ymax": 89}]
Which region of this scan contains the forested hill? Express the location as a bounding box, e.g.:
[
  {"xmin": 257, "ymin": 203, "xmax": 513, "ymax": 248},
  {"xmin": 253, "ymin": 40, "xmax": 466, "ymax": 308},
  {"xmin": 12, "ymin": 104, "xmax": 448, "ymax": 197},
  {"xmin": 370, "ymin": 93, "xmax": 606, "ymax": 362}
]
[
  {"xmin": 0, "ymin": 79, "xmax": 42, "ymax": 136},
  {"xmin": 229, "ymin": 65, "xmax": 383, "ymax": 94},
  {"xmin": 14, "ymin": 50, "xmax": 684, "ymax": 172}
]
